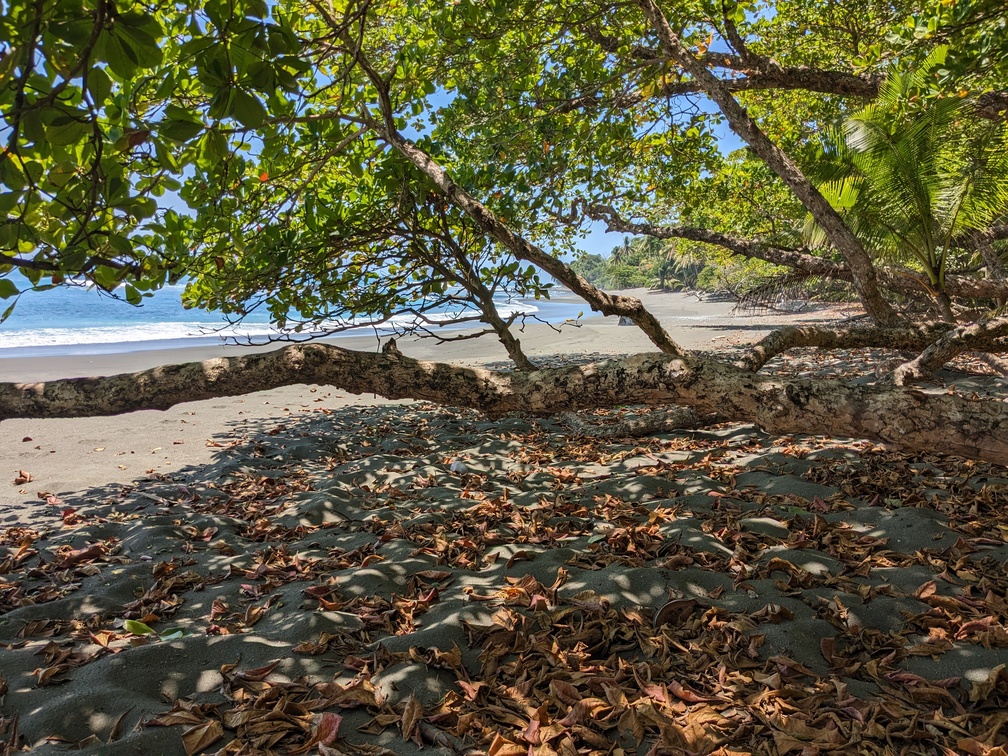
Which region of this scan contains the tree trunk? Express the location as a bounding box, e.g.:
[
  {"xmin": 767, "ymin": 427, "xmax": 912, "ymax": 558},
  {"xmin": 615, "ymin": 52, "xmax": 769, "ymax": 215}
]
[
  {"xmin": 2, "ymin": 344, "xmax": 1007, "ymax": 466},
  {"xmin": 635, "ymin": 0, "xmax": 898, "ymax": 327},
  {"xmin": 934, "ymin": 289, "xmax": 956, "ymax": 323}
]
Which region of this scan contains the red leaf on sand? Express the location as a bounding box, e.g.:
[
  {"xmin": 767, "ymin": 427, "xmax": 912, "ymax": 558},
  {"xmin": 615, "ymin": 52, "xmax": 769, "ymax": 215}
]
[
  {"xmin": 59, "ymin": 543, "xmax": 104, "ymax": 567},
  {"xmin": 209, "ymin": 599, "xmax": 228, "ymax": 621},
  {"xmin": 14, "ymin": 470, "xmax": 32, "ymax": 485},
  {"xmin": 668, "ymin": 679, "xmax": 722, "ymax": 703},
  {"xmin": 314, "ymin": 712, "xmax": 342, "ymax": 746},
  {"xmin": 458, "ymin": 680, "xmax": 485, "ymax": 701}
]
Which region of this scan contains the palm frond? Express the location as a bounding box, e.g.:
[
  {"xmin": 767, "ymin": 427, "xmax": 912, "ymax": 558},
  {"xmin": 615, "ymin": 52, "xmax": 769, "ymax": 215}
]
[{"xmin": 732, "ymin": 270, "xmax": 853, "ymax": 314}]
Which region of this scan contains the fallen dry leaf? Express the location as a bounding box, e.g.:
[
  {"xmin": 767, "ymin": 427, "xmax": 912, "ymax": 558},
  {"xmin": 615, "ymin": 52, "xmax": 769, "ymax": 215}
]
[{"xmin": 181, "ymin": 719, "xmax": 222, "ymax": 756}]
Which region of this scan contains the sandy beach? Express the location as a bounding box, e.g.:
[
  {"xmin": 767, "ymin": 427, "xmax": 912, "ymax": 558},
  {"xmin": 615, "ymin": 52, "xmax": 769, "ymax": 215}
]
[{"xmin": 2, "ymin": 290, "xmax": 1007, "ymax": 755}]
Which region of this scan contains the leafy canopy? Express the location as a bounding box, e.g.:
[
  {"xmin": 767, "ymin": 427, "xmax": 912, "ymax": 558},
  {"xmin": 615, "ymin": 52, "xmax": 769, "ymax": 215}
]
[{"xmin": 0, "ymin": 0, "xmax": 1003, "ymax": 329}]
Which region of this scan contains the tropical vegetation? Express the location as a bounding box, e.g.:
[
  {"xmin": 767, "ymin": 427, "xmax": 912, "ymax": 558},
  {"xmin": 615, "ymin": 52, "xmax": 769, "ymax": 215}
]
[{"xmin": 1, "ymin": 0, "xmax": 1007, "ymax": 456}]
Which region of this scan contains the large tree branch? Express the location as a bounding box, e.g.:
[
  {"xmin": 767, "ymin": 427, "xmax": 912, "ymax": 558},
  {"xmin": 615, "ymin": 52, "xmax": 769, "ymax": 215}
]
[
  {"xmin": 2, "ymin": 344, "xmax": 1007, "ymax": 465},
  {"xmin": 893, "ymin": 317, "xmax": 1008, "ymax": 386},
  {"xmin": 736, "ymin": 323, "xmax": 952, "ymax": 372},
  {"xmin": 573, "ymin": 27, "xmax": 1005, "ymax": 121},
  {"xmin": 637, "ymin": 0, "xmax": 897, "ymax": 326},
  {"xmin": 555, "ymin": 65, "xmax": 884, "ymax": 114},
  {"xmin": 341, "ymin": 44, "xmax": 684, "ymax": 356}
]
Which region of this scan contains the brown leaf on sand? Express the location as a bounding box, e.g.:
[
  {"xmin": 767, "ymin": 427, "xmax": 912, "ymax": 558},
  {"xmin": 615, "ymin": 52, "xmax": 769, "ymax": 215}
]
[
  {"xmin": 181, "ymin": 719, "xmax": 223, "ymax": 756},
  {"xmin": 235, "ymin": 660, "xmax": 280, "ymax": 682},
  {"xmin": 961, "ymin": 741, "xmax": 1008, "ymax": 756},
  {"xmin": 57, "ymin": 543, "xmax": 105, "ymax": 567},
  {"xmin": 820, "ymin": 637, "xmax": 836, "ymax": 665},
  {"xmin": 34, "ymin": 665, "xmax": 67, "ymax": 686},
  {"xmin": 327, "ymin": 680, "xmax": 380, "ymax": 709},
  {"xmin": 969, "ymin": 664, "xmax": 1008, "ymax": 704},
  {"xmin": 400, "ymin": 693, "xmax": 423, "ymax": 745},
  {"xmin": 654, "ymin": 598, "xmax": 699, "ymax": 627},
  {"xmin": 505, "ymin": 550, "xmax": 531, "ymax": 568},
  {"xmin": 13, "ymin": 470, "xmax": 31, "ymax": 485},
  {"xmin": 487, "ymin": 733, "xmax": 527, "ymax": 756},
  {"xmin": 414, "ymin": 569, "xmax": 452, "ymax": 581},
  {"xmin": 106, "ymin": 707, "xmax": 133, "ymax": 743},
  {"xmin": 148, "ymin": 701, "xmax": 215, "ymax": 728}
]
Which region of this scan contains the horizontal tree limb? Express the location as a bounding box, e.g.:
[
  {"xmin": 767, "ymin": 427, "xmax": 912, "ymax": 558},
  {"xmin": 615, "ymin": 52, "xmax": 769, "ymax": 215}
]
[
  {"xmin": 1, "ymin": 343, "xmax": 1006, "ymax": 466},
  {"xmin": 894, "ymin": 317, "xmax": 1008, "ymax": 386}
]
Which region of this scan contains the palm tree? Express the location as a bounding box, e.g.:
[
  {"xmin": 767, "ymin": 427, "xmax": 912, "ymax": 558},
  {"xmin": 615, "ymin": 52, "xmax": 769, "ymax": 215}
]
[
  {"xmin": 806, "ymin": 48, "xmax": 1008, "ymax": 321},
  {"xmin": 611, "ymin": 236, "xmax": 632, "ymax": 264}
]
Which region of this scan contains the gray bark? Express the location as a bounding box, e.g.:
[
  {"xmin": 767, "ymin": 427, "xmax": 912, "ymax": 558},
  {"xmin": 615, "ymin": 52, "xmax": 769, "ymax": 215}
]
[
  {"xmin": 893, "ymin": 317, "xmax": 1008, "ymax": 386},
  {"xmin": 737, "ymin": 323, "xmax": 953, "ymax": 372},
  {"xmin": 2, "ymin": 344, "xmax": 1007, "ymax": 466}
]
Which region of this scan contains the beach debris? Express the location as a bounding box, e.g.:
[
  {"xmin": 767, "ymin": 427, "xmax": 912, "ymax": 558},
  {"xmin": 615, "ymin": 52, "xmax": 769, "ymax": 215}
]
[
  {"xmin": 122, "ymin": 619, "xmax": 155, "ymax": 636},
  {"xmin": 12, "ymin": 470, "xmax": 30, "ymax": 485},
  {"xmin": 449, "ymin": 459, "xmax": 468, "ymax": 475},
  {"xmin": 4, "ymin": 404, "xmax": 1008, "ymax": 754},
  {"xmin": 180, "ymin": 720, "xmax": 223, "ymax": 756}
]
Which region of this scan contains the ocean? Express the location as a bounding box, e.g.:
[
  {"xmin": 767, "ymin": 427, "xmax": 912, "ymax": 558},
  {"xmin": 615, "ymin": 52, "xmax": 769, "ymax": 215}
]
[{"xmin": 0, "ymin": 283, "xmax": 587, "ymax": 358}]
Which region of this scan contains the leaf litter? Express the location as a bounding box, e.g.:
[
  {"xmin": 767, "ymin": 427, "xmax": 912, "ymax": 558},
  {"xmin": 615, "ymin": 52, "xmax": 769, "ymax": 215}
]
[{"xmin": 1, "ymin": 400, "xmax": 1008, "ymax": 754}]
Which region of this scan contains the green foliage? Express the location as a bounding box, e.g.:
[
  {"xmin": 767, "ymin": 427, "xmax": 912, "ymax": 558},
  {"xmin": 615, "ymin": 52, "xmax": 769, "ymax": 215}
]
[
  {"xmin": 1, "ymin": 0, "xmax": 1005, "ymax": 333},
  {"xmin": 0, "ymin": 0, "xmax": 301, "ymax": 304},
  {"xmin": 807, "ymin": 51, "xmax": 1008, "ymax": 300},
  {"xmin": 573, "ymin": 237, "xmax": 707, "ymax": 291}
]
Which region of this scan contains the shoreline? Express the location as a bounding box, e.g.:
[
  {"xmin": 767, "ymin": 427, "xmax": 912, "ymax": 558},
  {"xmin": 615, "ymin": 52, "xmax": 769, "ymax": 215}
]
[
  {"xmin": 0, "ymin": 288, "xmax": 589, "ymax": 362},
  {"xmin": 0, "ymin": 289, "xmax": 850, "ymax": 382}
]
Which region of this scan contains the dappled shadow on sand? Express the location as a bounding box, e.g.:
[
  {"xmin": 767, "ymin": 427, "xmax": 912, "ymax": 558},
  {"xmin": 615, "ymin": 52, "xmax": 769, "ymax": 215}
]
[{"xmin": 3, "ymin": 401, "xmax": 1008, "ymax": 754}]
